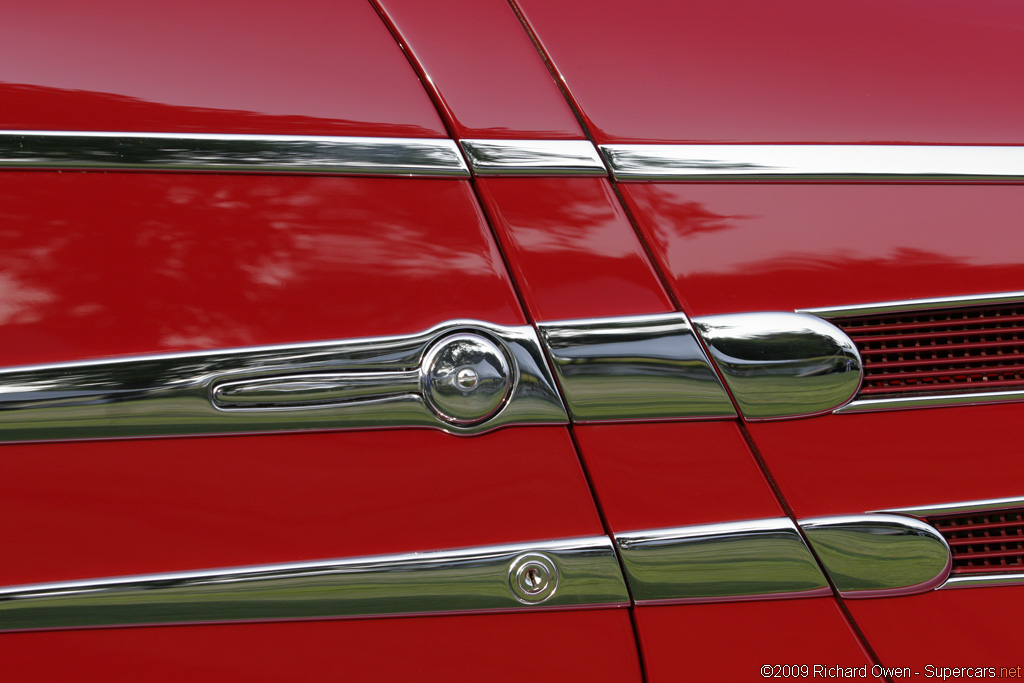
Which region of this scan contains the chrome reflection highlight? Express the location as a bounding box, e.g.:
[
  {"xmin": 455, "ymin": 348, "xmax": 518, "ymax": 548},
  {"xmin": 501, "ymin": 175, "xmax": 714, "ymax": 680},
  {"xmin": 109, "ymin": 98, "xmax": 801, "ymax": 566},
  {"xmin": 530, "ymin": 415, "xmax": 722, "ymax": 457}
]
[
  {"xmin": 0, "ymin": 320, "xmax": 566, "ymax": 441},
  {"xmin": 460, "ymin": 139, "xmax": 607, "ymax": 176},
  {"xmin": 537, "ymin": 314, "xmax": 736, "ymax": 421},
  {"xmin": 800, "ymin": 515, "xmax": 951, "ymax": 598},
  {"xmin": 0, "ymin": 131, "xmax": 469, "ymax": 176},
  {"xmin": 799, "ymin": 291, "xmax": 1024, "ymax": 319},
  {"xmin": 0, "ymin": 537, "xmax": 628, "ymax": 632},
  {"xmin": 942, "ymin": 573, "xmax": 1024, "ymax": 590},
  {"xmin": 601, "ymin": 144, "xmax": 1024, "ymax": 181},
  {"xmin": 883, "ymin": 496, "xmax": 1024, "ymax": 518},
  {"xmin": 839, "ymin": 390, "xmax": 1024, "ymax": 414},
  {"xmin": 693, "ymin": 312, "xmax": 861, "ymax": 419},
  {"xmin": 616, "ymin": 519, "xmax": 830, "ymax": 603}
]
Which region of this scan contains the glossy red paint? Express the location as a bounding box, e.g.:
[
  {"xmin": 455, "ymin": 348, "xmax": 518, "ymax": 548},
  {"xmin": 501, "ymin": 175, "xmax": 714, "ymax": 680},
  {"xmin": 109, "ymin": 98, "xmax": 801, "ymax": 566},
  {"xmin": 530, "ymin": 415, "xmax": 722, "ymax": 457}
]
[
  {"xmin": 0, "ymin": 173, "xmax": 523, "ymax": 367},
  {"xmin": 636, "ymin": 599, "xmax": 873, "ymax": 680},
  {"xmin": 0, "ymin": 610, "xmax": 642, "ymax": 682},
  {"xmin": 620, "ymin": 183, "xmax": 1024, "ymax": 317},
  {"xmin": 846, "ymin": 587, "xmax": 1024, "ymax": 667},
  {"xmin": 747, "ymin": 404, "xmax": 1024, "ymax": 517},
  {"xmin": 574, "ymin": 422, "xmax": 782, "ymax": 533},
  {"xmin": 0, "ymin": 426, "xmax": 602, "ymax": 586},
  {"xmin": 476, "ymin": 178, "xmax": 673, "ymax": 321},
  {"xmin": 0, "ymin": 0, "xmax": 445, "ymax": 137},
  {"xmin": 374, "ymin": 0, "xmax": 584, "ymax": 140},
  {"xmin": 515, "ymin": 0, "xmax": 1024, "ymax": 145}
]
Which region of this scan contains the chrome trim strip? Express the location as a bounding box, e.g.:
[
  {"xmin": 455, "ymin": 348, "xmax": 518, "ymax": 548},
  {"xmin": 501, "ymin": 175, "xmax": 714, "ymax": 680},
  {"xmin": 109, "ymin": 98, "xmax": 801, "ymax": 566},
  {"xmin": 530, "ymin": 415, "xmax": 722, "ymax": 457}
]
[
  {"xmin": 692, "ymin": 312, "xmax": 862, "ymax": 420},
  {"xmin": 601, "ymin": 144, "xmax": 1024, "ymax": 181},
  {"xmin": 536, "ymin": 314, "xmax": 736, "ymax": 421},
  {"xmin": 459, "ymin": 139, "xmax": 606, "ymax": 176},
  {"xmin": 882, "ymin": 496, "xmax": 1024, "ymax": 518},
  {"xmin": 800, "ymin": 291, "xmax": 1024, "ymax": 319},
  {"xmin": 0, "ymin": 131, "xmax": 470, "ymax": 176},
  {"xmin": 0, "ymin": 320, "xmax": 567, "ymax": 441},
  {"xmin": 616, "ymin": 519, "xmax": 830, "ymax": 604},
  {"xmin": 800, "ymin": 515, "xmax": 951, "ymax": 598},
  {"xmin": 838, "ymin": 390, "xmax": 1024, "ymax": 414},
  {"xmin": 0, "ymin": 537, "xmax": 629, "ymax": 632},
  {"xmin": 941, "ymin": 573, "xmax": 1024, "ymax": 590}
]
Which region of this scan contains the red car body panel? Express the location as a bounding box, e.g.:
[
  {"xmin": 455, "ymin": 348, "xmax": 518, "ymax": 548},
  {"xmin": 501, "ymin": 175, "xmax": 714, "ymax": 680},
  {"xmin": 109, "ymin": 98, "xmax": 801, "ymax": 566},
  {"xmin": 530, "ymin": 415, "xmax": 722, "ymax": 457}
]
[
  {"xmin": 574, "ymin": 422, "xmax": 782, "ymax": 533},
  {"xmin": 375, "ymin": 0, "xmax": 585, "ymax": 140},
  {"xmin": 514, "ymin": 0, "xmax": 1024, "ymax": 145},
  {"xmin": 4, "ymin": 0, "xmax": 1024, "ymax": 676},
  {"xmin": 636, "ymin": 600, "xmax": 873, "ymax": 680},
  {"xmin": 0, "ymin": 0, "xmax": 446, "ymax": 137},
  {"xmin": 1, "ymin": 610, "xmax": 643, "ymax": 682},
  {"xmin": 476, "ymin": 177, "xmax": 674, "ymax": 321}
]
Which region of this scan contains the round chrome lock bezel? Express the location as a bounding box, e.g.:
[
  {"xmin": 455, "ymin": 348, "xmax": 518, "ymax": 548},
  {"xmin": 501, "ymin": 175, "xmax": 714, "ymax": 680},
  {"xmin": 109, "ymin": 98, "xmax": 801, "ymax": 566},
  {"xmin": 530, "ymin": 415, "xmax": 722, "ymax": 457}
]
[
  {"xmin": 508, "ymin": 552, "xmax": 559, "ymax": 604},
  {"xmin": 420, "ymin": 332, "xmax": 513, "ymax": 426}
]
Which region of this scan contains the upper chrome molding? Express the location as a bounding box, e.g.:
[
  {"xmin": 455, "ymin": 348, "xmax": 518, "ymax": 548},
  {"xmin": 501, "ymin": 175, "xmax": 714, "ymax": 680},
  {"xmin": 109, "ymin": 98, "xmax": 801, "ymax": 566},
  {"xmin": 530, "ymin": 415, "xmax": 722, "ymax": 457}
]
[
  {"xmin": 941, "ymin": 573, "xmax": 1024, "ymax": 590},
  {"xmin": 800, "ymin": 291, "xmax": 1024, "ymax": 319},
  {"xmin": 883, "ymin": 496, "xmax": 1024, "ymax": 518},
  {"xmin": 0, "ymin": 131, "xmax": 470, "ymax": 176},
  {"xmin": 600, "ymin": 144, "xmax": 1024, "ymax": 181},
  {"xmin": 537, "ymin": 314, "xmax": 736, "ymax": 421},
  {"xmin": 800, "ymin": 515, "xmax": 951, "ymax": 598},
  {"xmin": 616, "ymin": 519, "xmax": 830, "ymax": 604},
  {"xmin": 692, "ymin": 312, "xmax": 862, "ymax": 420},
  {"xmin": 837, "ymin": 389, "xmax": 1024, "ymax": 414},
  {"xmin": 459, "ymin": 139, "xmax": 607, "ymax": 176},
  {"xmin": 0, "ymin": 536, "xmax": 628, "ymax": 632},
  {"xmin": 0, "ymin": 320, "xmax": 567, "ymax": 441}
]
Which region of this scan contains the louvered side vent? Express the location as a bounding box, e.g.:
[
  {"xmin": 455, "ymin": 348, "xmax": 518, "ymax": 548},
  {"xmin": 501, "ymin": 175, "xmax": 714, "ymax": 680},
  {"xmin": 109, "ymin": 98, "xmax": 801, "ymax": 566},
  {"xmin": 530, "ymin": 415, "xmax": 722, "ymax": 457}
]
[
  {"xmin": 928, "ymin": 509, "xmax": 1024, "ymax": 575},
  {"xmin": 832, "ymin": 303, "xmax": 1024, "ymax": 398}
]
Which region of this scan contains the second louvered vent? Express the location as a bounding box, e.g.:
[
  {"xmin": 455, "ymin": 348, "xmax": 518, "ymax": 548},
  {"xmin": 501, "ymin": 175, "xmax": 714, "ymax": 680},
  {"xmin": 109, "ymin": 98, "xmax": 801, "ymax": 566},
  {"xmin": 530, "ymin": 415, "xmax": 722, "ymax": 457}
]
[{"xmin": 831, "ymin": 302, "xmax": 1024, "ymax": 398}]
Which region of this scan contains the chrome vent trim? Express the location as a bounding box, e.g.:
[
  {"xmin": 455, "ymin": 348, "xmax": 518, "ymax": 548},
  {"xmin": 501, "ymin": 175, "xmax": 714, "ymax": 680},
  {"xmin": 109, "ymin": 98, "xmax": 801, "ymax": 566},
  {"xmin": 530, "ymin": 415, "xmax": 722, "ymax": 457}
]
[
  {"xmin": 0, "ymin": 537, "xmax": 629, "ymax": 632},
  {"xmin": 536, "ymin": 313, "xmax": 736, "ymax": 421},
  {"xmin": 459, "ymin": 139, "xmax": 607, "ymax": 176},
  {"xmin": 0, "ymin": 320, "xmax": 567, "ymax": 441},
  {"xmin": 616, "ymin": 519, "xmax": 830, "ymax": 604},
  {"xmin": 0, "ymin": 131, "xmax": 470, "ymax": 177},
  {"xmin": 803, "ymin": 293, "xmax": 1024, "ymax": 413},
  {"xmin": 601, "ymin": 144, "xmax": 1024, "ymax": 181},
  {"xmin": 692, "ymin": 312, "xmax": 861, "ymax": 419}
]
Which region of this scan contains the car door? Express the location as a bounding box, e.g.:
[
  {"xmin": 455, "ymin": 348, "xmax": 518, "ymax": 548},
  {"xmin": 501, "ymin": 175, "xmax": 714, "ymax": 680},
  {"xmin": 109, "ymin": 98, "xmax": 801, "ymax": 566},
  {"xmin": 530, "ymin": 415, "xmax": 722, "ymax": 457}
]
[
  {"xmin": 0, "ymin": 2, "xmax": 642, "ymax": 679},
  {"xmin": 514, "ymin": 0, "xmax": 1024, "ymax": 672}
]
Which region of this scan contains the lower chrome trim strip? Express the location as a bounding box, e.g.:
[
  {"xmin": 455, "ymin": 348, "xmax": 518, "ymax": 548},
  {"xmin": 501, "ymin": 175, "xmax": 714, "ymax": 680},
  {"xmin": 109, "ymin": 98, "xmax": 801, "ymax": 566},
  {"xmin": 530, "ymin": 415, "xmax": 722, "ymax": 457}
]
[
  {"xmin": 601, "ymin": 144, "xmax": 1024, "ymax": 181},
  {"xmin": 615, "ymin": 519, "xmax": 831, "ymax": 604},
  {"xmin": 0, "ymin": 537, "xmax": 629, "ymax": 632},
  {"xmin": 459, "ymin": 139, "xmax": 607, "ymax": 176},
  {"xmin": 0, "ymin": 131, "xmax": 470, "ymax": 177},
  {"xmin": 537, "ymin": 314, "xmax": 736, "ymax": 421},
  {"xmin": 0, "ymin": 320, "xmax": 567, "ymax": 441}
]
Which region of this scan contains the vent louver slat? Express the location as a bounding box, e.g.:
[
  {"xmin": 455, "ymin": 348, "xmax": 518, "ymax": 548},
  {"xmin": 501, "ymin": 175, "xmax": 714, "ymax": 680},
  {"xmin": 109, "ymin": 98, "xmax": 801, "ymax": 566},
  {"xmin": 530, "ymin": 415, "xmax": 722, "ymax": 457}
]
[
  {"xmin": 927, "ymin": 509, "xmax": 1024, "ymax": 575},
  {"xmin": 833, "ymin": 303, "xmax": 1024, "ymax": 398}
]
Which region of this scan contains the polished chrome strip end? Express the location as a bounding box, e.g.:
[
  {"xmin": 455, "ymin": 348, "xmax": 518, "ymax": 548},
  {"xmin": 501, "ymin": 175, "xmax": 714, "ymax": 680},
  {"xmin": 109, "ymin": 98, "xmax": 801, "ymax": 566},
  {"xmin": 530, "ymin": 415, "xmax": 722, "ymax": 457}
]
[
  {"xmin": 601, "ymin": 144, "xmax": 1024, "ymax": 181},
  {"xmin": 460, "ymin": 139, "xmax": 606, "ymax": 176},
  {"xmin": 693, "ymin": 312, "xmax": 862, "ymax": 420},
  {"xmin": 941, "ymin": 573, "xmax": 1024, "ymax": 590},
  {"xmin": 882, "ymin": 496, "xmax": 1024, "ymax": 518},
  {"xmin": 0, "ymin": 320, "xmax": 567, "ymax": 442},
  {"xmin": 0, "ymin": 131, "xmax": 470, "ymax": 177},
  {"xmin": 800, "ymin": 515, "xmax": 951, "ymax": 598},
  {"xmin": 800, "ymin": 291, "xmax": 1024, "ymax": 319},
  {"xmin": 0, "ymin": 537, "xmax": 628, "ymax": 632},
  {"xmin": 837, "ymin": 389, "xmax": 1024, "ymax": 414},
  {"xmin": 616, "ymin": 519, "xmax": 830, "ymax": 604},
  {"xmin": 537, "ymin": 313, "xmax": 736, "ymax": 421}
]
